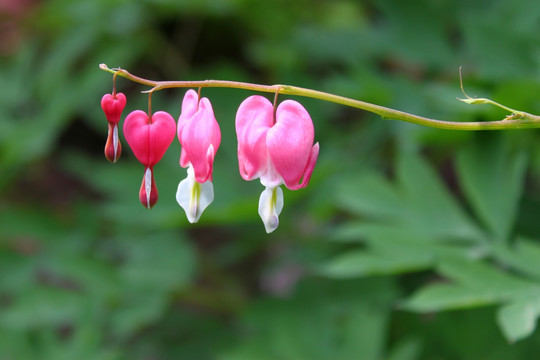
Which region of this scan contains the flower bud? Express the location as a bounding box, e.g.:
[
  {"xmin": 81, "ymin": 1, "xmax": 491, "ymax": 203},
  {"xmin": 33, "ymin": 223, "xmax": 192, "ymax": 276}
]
[{"xmin": 101, "ymin": 93, "xmax": 126, "ymax": 163}]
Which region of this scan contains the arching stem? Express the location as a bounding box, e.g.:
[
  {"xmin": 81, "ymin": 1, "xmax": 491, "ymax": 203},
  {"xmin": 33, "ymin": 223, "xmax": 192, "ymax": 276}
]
[{"xmin": 99, "ymin": 63, "xmax": 540, "ymax": 131}]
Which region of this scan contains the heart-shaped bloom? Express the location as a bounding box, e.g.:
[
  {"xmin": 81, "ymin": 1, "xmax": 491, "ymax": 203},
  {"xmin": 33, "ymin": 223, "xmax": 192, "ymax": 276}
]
[
  {"xmin": 176, "ymin": 89, "xmax": 221, "ymax": 223},
  {"xmin": 123, "ymin": 110, "xmax": 176, "ymax": 209},
  {"xmin": 101, "ymin": 92, "xmax": 126, "ymax": 163},
  {"xmin": 236, "ymin": 95, "xmax": 319, "ymax": 233}
]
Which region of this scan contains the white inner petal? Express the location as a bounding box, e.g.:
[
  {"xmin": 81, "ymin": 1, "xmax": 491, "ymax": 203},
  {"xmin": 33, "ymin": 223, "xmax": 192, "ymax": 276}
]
[
  {"xmin": 176, "ymin": 166, "xmax": 214, "ymax": 223},
  {"xmin": 258, "ymin": 186, "xmax": 284, "ymax": 233},
  {"xmin": 260, "ymin": 158, "xmax": 283, "ymax": 188},
  {"xmin": 144, "ymin": 167, "xmax": 152, "ymax": 209},
  {"xmin": 113, "ymin": 124, "xmax": 119, "ymax": 159}
]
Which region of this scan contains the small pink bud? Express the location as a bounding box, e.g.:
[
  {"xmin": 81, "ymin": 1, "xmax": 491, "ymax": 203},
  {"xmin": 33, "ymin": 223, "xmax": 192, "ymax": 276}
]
[{"xmin": 101, "ymin": 93, "xmax": 126, "ymax": 163}]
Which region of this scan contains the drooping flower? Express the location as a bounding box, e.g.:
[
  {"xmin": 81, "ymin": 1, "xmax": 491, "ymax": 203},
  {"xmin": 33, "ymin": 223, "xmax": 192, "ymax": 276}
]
[
  {"xmin": 236, "ymin": 95, "xmax": 319, "ymax": 233},
  {"xmin": 176, "ymin": 89, "xmax": 221, "ymax": 223},
  {"xmin": 101, "ymin": 92, "xmax": 126, "ymax": 163},
  {"xmin": 123, "ymin": 110, "xmax": 176, "ymax": 209}
]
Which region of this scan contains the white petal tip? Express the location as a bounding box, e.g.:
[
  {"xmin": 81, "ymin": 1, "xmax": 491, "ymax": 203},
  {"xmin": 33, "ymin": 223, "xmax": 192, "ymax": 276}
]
[
  {"xmin": 176, "ymin": 169, "xmax": 214, "ymax": 223},
  {"xmin": 258, "ymin": 186, "xmax": 284, "ymax": 234},
  {"xmin": 144, "ymin": 167, "xmax": 152, "ymax": 208},
  {"xmin": 263, "ymin": 216, "xmax": 279, "ymax": 233}
]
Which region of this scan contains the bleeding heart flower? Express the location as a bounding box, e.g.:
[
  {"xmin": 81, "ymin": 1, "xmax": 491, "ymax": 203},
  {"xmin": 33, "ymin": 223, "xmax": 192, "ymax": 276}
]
[
  {"xmin": 123, "ymin": 110, "xmax": 176, "ymax": 209},
  {"xmin": 176, "ymin": 89, "xmax": 221, "ymax": 223},
  {"xmin": 236, "ymin": 95, "xmax": 319, "ymax": 233},
  {"xmin": 101, "ymin": 92, "xmax": 126, "ymax": 163}
]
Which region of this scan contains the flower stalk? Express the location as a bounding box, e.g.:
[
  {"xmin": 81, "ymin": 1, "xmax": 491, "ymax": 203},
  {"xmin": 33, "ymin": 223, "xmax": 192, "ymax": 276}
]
[{"xmin": 99, "ymin": 63, "xmax": 540, "ymax": 131}]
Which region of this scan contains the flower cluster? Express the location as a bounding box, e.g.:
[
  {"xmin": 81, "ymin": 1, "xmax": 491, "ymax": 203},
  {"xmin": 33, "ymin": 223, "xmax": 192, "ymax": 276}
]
[{"xmin": 101, "ymin": 89, "xmax": 319, "ymax": 233}]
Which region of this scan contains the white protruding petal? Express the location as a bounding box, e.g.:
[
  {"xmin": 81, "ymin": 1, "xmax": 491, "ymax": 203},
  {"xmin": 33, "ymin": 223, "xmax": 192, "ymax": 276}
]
[
  {"xmin": 176, "ymin": 167, "xmax": 214, "ymax": 223},
  {"xmin": 144, "ymin": 167, "xmax": 152, "ymax": 209},
  {"xmin": 260, "ymin": 158, "xmax": 283, "ymax": 188},
  {"xmin": 258, "ymin": 186, "xmax": 284, "ymax": 233},
  {"xmin": 113, "ymin": 124, "xmax": 119, "ymax": 159}
]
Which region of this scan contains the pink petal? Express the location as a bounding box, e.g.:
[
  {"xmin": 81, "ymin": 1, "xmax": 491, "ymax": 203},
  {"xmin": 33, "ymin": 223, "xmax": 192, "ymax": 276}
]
[
  {"xmin": 177, "ymin": 89, "xmax": 199, "ymax": 168},
  {"xmin": 180, "ymin": 97, "xmax": 221, "ymax": 183},
  {"xmin": 123, "ymin": 110, "xmax": 148, "ymax": 164},
  {"xmin": 235, "ymin": 96, "xmax": 273, "ymax": 181},
  {"xmin": 287, "ymin": 142, "xmax": 319, "ymax": 190},
  {"xmin": 101, "ymin": 93, "xmax": 126, "ymax": 124},
  {"xmin": 149, "ymin": 111, "xmax": 177, "ymax": 166},
  {"xmin": 123, "ymin": 110, "xmax": 176, "ymax": 167},
  {"xmin": 267, "ymin": 100, "xmax": 317, "ymax": 190}
]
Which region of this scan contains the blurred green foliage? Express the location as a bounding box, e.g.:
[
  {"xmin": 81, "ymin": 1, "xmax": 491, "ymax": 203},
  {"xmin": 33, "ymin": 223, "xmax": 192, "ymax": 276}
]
[{"xmin": 2, "ymin": 0, "xmax": 540, "ymax": 358}]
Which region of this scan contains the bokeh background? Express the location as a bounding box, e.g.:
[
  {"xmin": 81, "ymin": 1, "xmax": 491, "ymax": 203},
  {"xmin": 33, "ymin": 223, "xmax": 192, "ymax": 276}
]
[{"xmin": 3, "ymin": 0, "xmax": 540, "ymax": 359}]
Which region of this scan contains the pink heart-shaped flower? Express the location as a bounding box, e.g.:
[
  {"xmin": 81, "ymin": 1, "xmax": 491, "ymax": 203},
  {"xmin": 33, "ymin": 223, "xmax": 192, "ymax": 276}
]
[
  {"xmin": 123, "ymin": 110, "xmax": 176, "ymax": 209},
  {"xmin": 235, "ymin": 96, "xmax": 319, "ymax": 190},
  {"xmin": 123, "ymin": 110, "xmax": 176, "ymax": 167},
  {"xmin": 235, "ymin": 96, "xmax": 319, "ymax": 233}
]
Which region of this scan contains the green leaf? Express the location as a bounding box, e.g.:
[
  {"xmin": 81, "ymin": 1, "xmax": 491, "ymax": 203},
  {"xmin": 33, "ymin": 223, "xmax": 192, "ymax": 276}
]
[
  {"xmin": 220, "ymin": 278, "xmax": 397, "ymax": 360},
  {"xmin": 403, "ymin": 257, "xmax": 540, "ymax": 313},
  {"xmin": 117, "ymin": 231, "xmax": 195, "ymax": 292},
  {"xmin": 457, "ymin": 133, "xmax": 528, "ymax": 242},
  {"xmin": 385, "ymin": 337, "xmax": 422, "ymax": 360},
  {"xmin": 437, "ymin": 256, "xmax": 536, "ymax": 294},
  {"xmin": 397, "ymin": 152, "xmax": 483, "ymax": 241},
  {"xmin": 497, "ymin": 298, "xmax": 540, "ymax": 343},
  {"xmin": 337, "ymin": 170, "xmax": 404, "ymax": 220},
  {"xmin": 318, "ymin": 227, "xmax": 435, "ymax": 278},
  {"xmin": 315, "ymin": 249, "xmax": 432, "ymax": 278},
  {"xmin": 493, "ymin": 238, "xmax": 540, "ymax": 280},
  {"xmin": 337, "ymin": 152, "xmax": 484, "ymax": 242},
  {"xmin": 44, "ymin": 256, "xmax": 121, "ymax": 299},
  {"xmin": 109, "ymin": 292, "xmax": 168, "ymax": 339},
  {"xmin": 0, "ymin": 287, "xmax": 85, "ymax": 330},
  {"xmin": 401, "ymin": 283, "xmax": 502, "ymax": 312}
]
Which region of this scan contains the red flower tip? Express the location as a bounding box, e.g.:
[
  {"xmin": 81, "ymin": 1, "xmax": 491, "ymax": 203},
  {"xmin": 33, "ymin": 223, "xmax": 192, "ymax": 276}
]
[
  {"xmin": 104, "ymin": 123, "xmax": 122, "ymax": 163},
  {"xmin": 139, "ymin": 167, "xmax": 158, "ymax": 209}
]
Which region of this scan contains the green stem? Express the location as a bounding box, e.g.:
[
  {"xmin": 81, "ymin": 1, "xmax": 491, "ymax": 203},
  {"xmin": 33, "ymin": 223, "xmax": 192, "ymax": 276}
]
[{"xmin": 99, "ymin": 63, "xmax": 540, "ymax": 130}]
